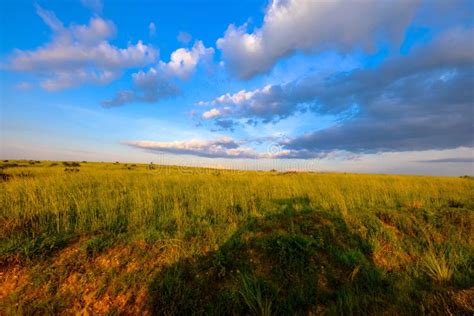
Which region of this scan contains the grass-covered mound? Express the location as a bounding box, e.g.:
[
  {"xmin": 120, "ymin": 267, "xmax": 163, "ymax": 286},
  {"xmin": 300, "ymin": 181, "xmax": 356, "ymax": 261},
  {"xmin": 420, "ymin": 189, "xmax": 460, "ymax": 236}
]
[{"xmin": 150, "ymin": 203, "xmax": 473, "ymax": 315}]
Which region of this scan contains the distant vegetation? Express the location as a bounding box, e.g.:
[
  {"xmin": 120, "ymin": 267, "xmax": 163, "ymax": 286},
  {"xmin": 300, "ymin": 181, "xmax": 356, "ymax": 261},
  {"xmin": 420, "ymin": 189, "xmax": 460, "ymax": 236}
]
[
  {"xmin": 62, "ymin": 161, "xmax": 81, "ymax": 167},
  {"xmin": 0, "ymin": 160, "xmax": 473, "ymax": 314}
]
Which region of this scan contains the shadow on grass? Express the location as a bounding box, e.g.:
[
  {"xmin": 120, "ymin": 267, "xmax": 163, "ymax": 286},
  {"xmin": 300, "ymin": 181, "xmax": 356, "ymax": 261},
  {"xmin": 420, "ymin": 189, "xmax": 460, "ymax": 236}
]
[{"xmin": 148, "ymin": 197, "xmax": 398, "ymax": 315}]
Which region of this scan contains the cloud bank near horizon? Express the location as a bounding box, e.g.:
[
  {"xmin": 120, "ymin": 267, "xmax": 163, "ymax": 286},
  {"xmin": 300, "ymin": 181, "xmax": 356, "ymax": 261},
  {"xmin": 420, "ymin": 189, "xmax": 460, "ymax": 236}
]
[{"xmin": 123, "ymin": 137, "xmax": 294, "ymax": 159}]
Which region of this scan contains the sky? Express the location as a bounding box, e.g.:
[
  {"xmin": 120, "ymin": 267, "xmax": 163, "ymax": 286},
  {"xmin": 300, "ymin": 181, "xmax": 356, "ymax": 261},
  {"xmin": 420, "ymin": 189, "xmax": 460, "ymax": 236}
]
[{"xmin": 0, "ymin": 0, "xmax": 473, "ymax": 175}]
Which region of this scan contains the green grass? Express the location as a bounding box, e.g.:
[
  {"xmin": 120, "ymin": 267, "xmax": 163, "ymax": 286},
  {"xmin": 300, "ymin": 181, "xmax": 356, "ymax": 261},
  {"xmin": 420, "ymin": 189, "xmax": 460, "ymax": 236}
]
[
  {"xmin": 422, "ymin": 249, "xmax": 453, "ymax": 283},
  {"xmin": 0, "ymin": 160, "xmax": 473, "ymax": 314}
]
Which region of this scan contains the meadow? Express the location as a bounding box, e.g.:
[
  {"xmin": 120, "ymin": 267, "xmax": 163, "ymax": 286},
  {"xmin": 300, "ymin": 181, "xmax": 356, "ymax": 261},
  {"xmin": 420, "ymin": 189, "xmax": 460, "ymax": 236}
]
[{"xmin": 0, "ymin": 160, "xmax": 473, "ymax": 315}]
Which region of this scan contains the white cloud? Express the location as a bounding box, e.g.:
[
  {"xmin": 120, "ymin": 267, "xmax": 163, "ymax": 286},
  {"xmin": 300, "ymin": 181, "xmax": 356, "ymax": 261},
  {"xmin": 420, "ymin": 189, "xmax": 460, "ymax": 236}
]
[
  {"xmin": 102, "ymin": 67, "xmax": 180, "ymax": 107},
  {"xmin": 203, "ymin": 26, "xmax": 474, "ymax": 125},
  {"xmin": 104, "ymin": 40, "xmax": 214, "ymax": 106},
  {"xmin": 210, "ymin": 89, "xmax": 258, "ymax": 106},
  {"xmin": 73, "ymin": 17, "xmax": 116, "ymax": 44},
  {"xmin": 217, "ymin": 0, "xmax": 420, "ymax": 79},
  {"xmin": 199, "ymin": 26, "xmax": 474, "ymax": 159},
  {"xmin": 202, "ymin": 108, "xmax": 222, "ymax": 119},
  {"xmin": 124, "ymin": 137, "xmax": 292, "ymax": 159},
  {"xmin": 198, "ymin": 84, "xmax": 298, "ymax": 123},
  {"xmin": 160, "ymin": 40, "xmax": 214, "ymax": 80},
  {"xmin": 6, "ymin": 4, "xmax": 157, "ymax": 90}
]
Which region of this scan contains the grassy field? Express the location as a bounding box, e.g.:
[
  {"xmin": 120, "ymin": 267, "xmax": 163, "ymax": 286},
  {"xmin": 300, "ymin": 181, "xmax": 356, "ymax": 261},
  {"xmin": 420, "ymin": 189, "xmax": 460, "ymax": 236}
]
[{"xmin": 1, "ymin": 160, "xmax": 473, "ymax": 315}]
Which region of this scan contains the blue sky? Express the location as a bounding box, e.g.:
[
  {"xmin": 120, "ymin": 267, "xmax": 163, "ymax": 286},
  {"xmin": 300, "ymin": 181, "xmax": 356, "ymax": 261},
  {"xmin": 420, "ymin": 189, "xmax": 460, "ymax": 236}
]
[{"xmin": 1, "ymin": 0, "xmax": 473, "ymax": 175}]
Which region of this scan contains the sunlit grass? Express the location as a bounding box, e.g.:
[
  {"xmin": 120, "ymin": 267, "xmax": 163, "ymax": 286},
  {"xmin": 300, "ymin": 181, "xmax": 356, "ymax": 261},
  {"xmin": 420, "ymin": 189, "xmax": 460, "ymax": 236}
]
[
  {"xmin": 422, "ymin": 249, "xmax": 453, "ymax": 283},
  {"xmin": 1, "ymin": 160, "xmax": 473, "ymax": 314}
]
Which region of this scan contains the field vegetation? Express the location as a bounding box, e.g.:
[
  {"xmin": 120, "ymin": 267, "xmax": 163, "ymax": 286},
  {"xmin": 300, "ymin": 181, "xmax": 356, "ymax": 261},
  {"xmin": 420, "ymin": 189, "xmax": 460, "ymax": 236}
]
[{"xmin": 1, "ymin": 160, "xmax": 473, "ymax": 314}]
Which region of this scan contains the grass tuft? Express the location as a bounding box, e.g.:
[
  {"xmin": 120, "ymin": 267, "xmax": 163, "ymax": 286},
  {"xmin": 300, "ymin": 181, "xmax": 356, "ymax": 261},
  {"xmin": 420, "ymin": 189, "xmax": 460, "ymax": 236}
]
[
  {"xmin": 239, "ymin": 274, "xmax": 274, "ymax": 316},
  {"xmin": 422, "ymin": 249, "xmax": 453, "ymax": 283}
]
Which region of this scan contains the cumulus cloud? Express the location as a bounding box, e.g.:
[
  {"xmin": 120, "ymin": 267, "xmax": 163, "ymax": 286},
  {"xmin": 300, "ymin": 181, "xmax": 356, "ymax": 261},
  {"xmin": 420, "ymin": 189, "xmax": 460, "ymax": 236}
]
[
  {"xmin": 214, "ymin": 119, "xmax": 239, "ymax": 132},
  {"xmin": 160, "ymin": 40, "xmax": 214, "ymax": 80},
  {"xmin": 202, "ymin": 108, "xmax": 222, "ymax": 119},
  {"xmin": 281, "ymin": 27, "xmax": 474, "ymax": 157},
  {"xmin": 123, "ymin": 137, "xmax": 292, "ymax": 159},
  {"xmin": 199, "ymin": 84, "xmax": 305, "ymax": 124},
  {"xmin": 217, "ymin": 0, "xmax": 420, "ymax": 79},
  {"xmin": 202, "ymin": 27, "xmax": 474, "ymax": 157},
  {"xmin": 102, "ymin": 68, "xmax": 180, "ymax": 107},
  {"xmin": 102, "ymin": 90, "xmax": 138, "ymax": 108},
  {"xmin": 103, "ymin": 40, "xmax": 214, "ymax": 106},
  {"xmin": 6, "ymin": 4, "xmax": 157, "ymax": 90}
]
